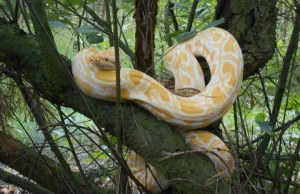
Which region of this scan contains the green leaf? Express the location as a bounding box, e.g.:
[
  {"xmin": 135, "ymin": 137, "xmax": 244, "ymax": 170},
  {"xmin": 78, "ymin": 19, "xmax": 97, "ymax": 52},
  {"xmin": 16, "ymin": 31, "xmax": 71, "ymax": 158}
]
[
  {"xmin": 256, "ymin": 121, "xmax": 272, "ymax": 134},
  {"xmin": 175, "ymin": 31, "xmax": 198, "ymax": 43},
  {"xmin": 109, "ymin": 136, "xmax": 117, "ymax": 144},
  {"xmin": 122, "ymin": 1, "xmax": 135, "ymax": 13},
  {"xmin": 202, "ymin": 18, "xmax": 225, "ymax": 30},
  {"xmin": 231, "ymin": 170, "xmax": 238, "ymax": 181},
  {"xmin": 59, "ymin": 19, "xmax": 74, "ymax": 27},
  {"xmin": 93, "ymin": 151, "xmax": 108, "ymax": 159},
  {"xmin": 53, "ymin": 133, "xmax": 59, "ymax": 141},
  {"xmin": 86, "ymin": 35, "xmax": 104, "ymax": 44},
  {"xmin": 44, "ymin": 0, "xmax": 55, "ymax": 6},
  {"xmin": 255, "ymin": 113, "xmax": 271, "ymax": 134},
  {"xmin": 196, "ymin": 8, "xmax": 207, "ymax": 18},
  {"xmin": 73, "ymin": 26, "xmax": 101, "ymax": 35},
  {"xmin": 255, "ymin": 113, "xmax": 266, "ymax": 122},
  {"xmin": 47, "ymin": 14, "xmax": 59, "ymax": 21},
  {"xmin": 61, "ymin": 0, "xmax": 81, "ymax": 6},
  {"xmin": 268, "ymin": 161, "xmax": 276, "ymax": 177},
  {"xmin": 162, "ymin": 30, "xmax": 185, "ymax": 40},
  {"xmin": 83, "ymin": 157, "xmax": 93, "ymax": 163},
  {"xmin": 48, "ymin": 20, "xmax": 68, "ymax": 28},
  {"xmin": 169, "ymin": 1, "xmax": 189, "ymax": 9},
  {"xmin": 290, "ymin": 137, "xmax": 298, "ymax": 142},
  {"xmin": 51, "ymin": 7, "xmax": 72, "ymax": 17},
  {"xmin": 277, "ymin": 39, "xmax": 284, "ymax": 48}
]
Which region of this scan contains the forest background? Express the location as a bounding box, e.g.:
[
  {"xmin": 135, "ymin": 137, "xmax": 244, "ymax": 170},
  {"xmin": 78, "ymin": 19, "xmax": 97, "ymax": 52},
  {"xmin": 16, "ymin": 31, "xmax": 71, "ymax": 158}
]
[{"xmin": 0, "ymin": 0, "xmax": 299, "ymax": 194}]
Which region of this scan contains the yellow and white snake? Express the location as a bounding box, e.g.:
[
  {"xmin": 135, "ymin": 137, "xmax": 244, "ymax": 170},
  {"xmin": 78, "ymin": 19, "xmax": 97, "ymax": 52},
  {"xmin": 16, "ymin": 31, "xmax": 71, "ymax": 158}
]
[{"xmin": 72, "ymin": 27, "xmax": 243, "ymax": 193}]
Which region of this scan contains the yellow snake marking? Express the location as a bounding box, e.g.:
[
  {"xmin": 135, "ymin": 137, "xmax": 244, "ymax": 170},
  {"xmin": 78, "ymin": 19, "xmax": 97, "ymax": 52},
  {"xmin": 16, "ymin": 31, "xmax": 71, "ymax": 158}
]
[
  {"xmin": 127, "ymin": 130, "xmax": 235, "ymax": 193},
  {"xmin": 168, "ymin": 49, "xmax": 205, "ymax": 91},
  {"xmin": 72, "ymin": 27, "xmax": 243, "ymax": 193},
  {"xmin": 72, "ymin": 27, "xmax": 243, "ymax": 129},
  {"xmin": 127, "ymin": 152, "xmax": 170, "ymax": 193},
  {"xmin": 184, "ymin": 131, "xmax": 235, "ymax": 178}
]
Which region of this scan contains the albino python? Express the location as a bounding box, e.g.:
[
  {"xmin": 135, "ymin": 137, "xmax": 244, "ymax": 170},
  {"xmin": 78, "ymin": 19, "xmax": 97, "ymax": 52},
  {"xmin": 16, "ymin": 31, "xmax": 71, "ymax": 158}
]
[{"xmin": 72, "ymin": 27, "xmax": 243, "ymax": 193}]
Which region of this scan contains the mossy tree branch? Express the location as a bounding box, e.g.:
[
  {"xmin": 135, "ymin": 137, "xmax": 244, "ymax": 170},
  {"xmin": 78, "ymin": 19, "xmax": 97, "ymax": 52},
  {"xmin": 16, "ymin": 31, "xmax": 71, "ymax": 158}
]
[
  {"xmin": 0, "ymin": 131, "xmax": 113, "ymax": 194},
  {"xmin": 0, "ymin": 168, "xmax": 55, "ymax": 194},
  {"xmin": 0, "ymin": 20, "xmax": 228, "ymax": 193}
]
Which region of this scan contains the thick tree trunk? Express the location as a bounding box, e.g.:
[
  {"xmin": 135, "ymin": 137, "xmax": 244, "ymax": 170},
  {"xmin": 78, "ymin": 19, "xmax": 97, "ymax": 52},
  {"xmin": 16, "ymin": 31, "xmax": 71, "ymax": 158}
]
[
  {"xmin": 134, "ymin": 0, "xmax": 157, "ymax": 77},
  {"xmin": 215, "ymin": 0, "xmax": 278, "ymax": 77}
]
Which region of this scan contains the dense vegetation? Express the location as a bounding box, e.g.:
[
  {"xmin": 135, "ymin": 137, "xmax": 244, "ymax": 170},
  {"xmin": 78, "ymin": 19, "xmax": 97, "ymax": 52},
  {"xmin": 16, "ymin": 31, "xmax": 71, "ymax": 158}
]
[{"xmin": 0, "ymin": 0, "xmax": 299, "ymax": 193}]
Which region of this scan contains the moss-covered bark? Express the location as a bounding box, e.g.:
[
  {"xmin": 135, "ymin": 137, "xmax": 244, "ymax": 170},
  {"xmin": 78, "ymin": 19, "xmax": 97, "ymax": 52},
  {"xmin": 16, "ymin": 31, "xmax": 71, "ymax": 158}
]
[
  {"xmin": 0, "ymin": 131, "xmax": 113, "ymax": 194},
  {"xmin": 215, "ymin": 0, "xmax": 277, "ymax": 77},
  {"xmin": 0, "ymin": 131, "xmax": 64, "ymax": 193},
  {"xmin": 0, "ymin": 169, "xmax": 55, "ymax": 194}
]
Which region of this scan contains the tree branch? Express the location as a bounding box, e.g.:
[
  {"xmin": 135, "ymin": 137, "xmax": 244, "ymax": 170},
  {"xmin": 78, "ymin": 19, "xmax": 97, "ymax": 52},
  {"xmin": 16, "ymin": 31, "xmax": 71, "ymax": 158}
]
[
  {"xmin": 0, "ymin": 21, "xmax": 228, "ymax": 194},
  {"xmin": 0, "ymin": 168, "xmax": 55, "ymax": 194},
  {"xmin": 0, "ymin": 131, "xmax": 113, "ymax": 194}
]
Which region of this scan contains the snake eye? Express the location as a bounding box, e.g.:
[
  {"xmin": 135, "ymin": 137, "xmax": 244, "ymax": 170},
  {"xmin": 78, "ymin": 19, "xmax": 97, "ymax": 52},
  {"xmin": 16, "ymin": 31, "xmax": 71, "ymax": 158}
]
[{"xmin": 104, "ymin": 57, "xmax": 109, "ymax": 61}]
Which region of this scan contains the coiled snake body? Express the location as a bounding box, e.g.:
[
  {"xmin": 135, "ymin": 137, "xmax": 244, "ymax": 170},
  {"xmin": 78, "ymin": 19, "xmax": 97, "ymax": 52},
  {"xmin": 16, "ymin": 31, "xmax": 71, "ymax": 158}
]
[{"xmin": 72, "ymin": 27, "xmax": 243, "ymax": 193}]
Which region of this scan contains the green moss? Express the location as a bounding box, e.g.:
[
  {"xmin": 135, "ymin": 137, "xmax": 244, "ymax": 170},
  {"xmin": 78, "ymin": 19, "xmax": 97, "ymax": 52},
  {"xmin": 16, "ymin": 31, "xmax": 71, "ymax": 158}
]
[
  {"xmin": 121, "ymin": 106, "xmax": 230, "ymax": 193},
  {"xmin": 231, "ymin": 0, "xmax": 244, "ymax": 14}
]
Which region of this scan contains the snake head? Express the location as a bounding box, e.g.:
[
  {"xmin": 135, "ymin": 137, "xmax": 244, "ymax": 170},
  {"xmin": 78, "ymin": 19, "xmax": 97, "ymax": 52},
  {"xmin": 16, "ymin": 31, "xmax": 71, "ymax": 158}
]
[{"xmin": 89, "ymin": 47, "xmax": 121, "ymax": 70}]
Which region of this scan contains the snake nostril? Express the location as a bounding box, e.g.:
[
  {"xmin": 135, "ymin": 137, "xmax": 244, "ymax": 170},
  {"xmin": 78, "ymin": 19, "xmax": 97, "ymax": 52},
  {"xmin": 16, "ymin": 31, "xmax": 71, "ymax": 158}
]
[{"xmin": 104, "ymin": 57, "xmax": 109, "ymax": 61}]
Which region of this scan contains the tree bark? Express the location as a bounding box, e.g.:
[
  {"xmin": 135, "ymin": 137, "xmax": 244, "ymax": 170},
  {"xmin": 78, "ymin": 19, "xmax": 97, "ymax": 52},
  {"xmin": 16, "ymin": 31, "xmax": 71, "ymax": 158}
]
[
  {"xmin": 134, "ymin": 0, "xmax": 157, "ymax": 77},
  {"xmin": 0, "ymin": 169, "xmax": 54, "ymax": 194},
  {"xmin": 215, "ymin": 0, "xmax": 278, "ymax": 78}
]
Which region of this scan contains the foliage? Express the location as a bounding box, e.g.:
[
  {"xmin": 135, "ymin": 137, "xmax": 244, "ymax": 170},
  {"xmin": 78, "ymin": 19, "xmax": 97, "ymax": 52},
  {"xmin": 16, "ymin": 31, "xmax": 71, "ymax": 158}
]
[{"xmin": 0, "ymin": 0, "xmax": 299, "ymax": 193}]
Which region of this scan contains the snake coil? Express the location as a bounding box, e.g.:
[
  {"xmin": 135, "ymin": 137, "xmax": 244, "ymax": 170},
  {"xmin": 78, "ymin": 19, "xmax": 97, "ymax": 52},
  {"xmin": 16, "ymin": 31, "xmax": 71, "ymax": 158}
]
[{"xmin": 72, "ymin": 27, "xmax": 243, "ymax": 193}]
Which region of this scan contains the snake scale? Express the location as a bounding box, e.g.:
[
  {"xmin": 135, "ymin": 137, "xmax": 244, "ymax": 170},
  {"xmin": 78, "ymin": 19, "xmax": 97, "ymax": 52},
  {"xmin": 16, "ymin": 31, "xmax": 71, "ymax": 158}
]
[{"xmin": 72, "ymin": 27, "xmax": 244, "ymax": 193}]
